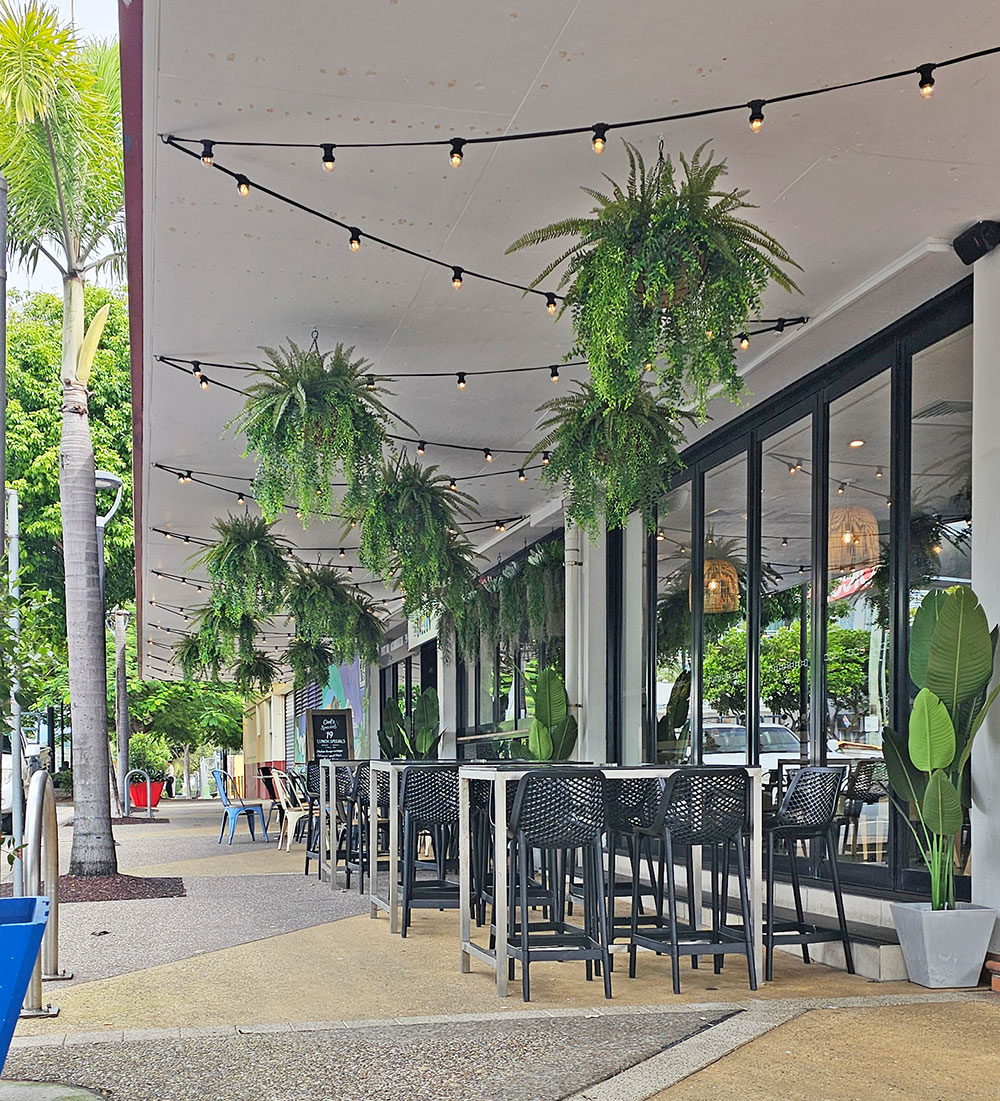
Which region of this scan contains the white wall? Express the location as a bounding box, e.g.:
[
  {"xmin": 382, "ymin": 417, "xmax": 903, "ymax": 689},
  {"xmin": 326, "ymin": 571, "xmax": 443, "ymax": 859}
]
[{"xmin": 971, "ymin": 245, "xmax": 1000, "ymax": 950}]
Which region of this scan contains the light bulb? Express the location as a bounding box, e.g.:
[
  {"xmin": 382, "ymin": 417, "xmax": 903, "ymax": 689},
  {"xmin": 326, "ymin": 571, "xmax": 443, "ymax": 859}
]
[
  {"xmin": 837, "ymin": 483, "xmax": 845, "ymax": 495},
  {"xmin": 545, "ymin": 293, "xmax": 557, "ymax": 315},
  {"xmin": 417, "ymin": 441, "xmax": 426, "ymax": 455},
  {"xmin": 365, "ymin": 374, "xmax": 376, "ymax": 391},
  {"xmin": 656, "ymin": 530, "xmax": 665, "ymax": 542},
  {"xmin": 199, "ymin": 376, "xmax": 209, "ymax": 390},
  {"xmin": 517, "ymin": 469, "xmax": 526, "ymax": 482},
  {"xmin": 738, "ymin": 333, "xmax": 750, "ymax": 351},
  {"xmin": 200, "ymin": 140, "xmax": 215, "ymax": 167},
  {"xmin": 321, "ymin": 143, "xmax": 336, "ymax": 172},
  {"xmin": 449, "ymin": 478, "xmax": 458, "ymax": 491},
  {"xmin": 235, "ymin": 175, "xmax": 251, "ymax": 197},
  {"xmin": 541, "ymin": 451, "xmax": 550, "ymax": 466},
  {"xmin": 918, "ymin": 64, "xmax": 935, "ymax": 98},
  {"xmin": 339, "ymin": 548, "xmax": 346, "ymax": 558},
  {"xmin": 348, "ymin": 228, "xmax": 361, "ymax": 251},
  {"xmin": 451, "ymin": 266, "xmax": 463, "ymax": 290},
  {"xmin": 875, "ymin": 466, "xmax": 884, "ymax": 479},
  {"xmin": 781, "ymin": 537, "xmax": 788, "ymax": 547},
  {"xmin": 483, "ymin": 448, "xmax": 494, "ymax": 463},
  {"xmin": 449, "ymin": 138, "xmax": 465, "ymax": 167},
  {"xmin": 748, "ymin": 99, "xmax": 765, "ymax": 132},
  {"xmin": 842, "ymin": 530, "xmax": 854, "ymax": 545},
  {"xmin": 708, "ymin": 579, "xmax": 719, "ymax": 591},
  {"xmin": 795, "ymin": 459, "xmax": 803, "ymax": 471},
  {"xmin": 237, "ymin": 494, "xmax": 245, "ymax": 506},
  {"xmin": 550, "ymin": 365, "xmax": 559, "ymax": 383},
  {"xmin": 191, "ymin": 361, "xmax": 203, "ymax": 380},
  {"xmin": 177, "ymin": 471, "xmax": 186, "ymax": 484},
  {"xmin": 849, "ymin": 439, "xmax": 864, "ymax": 449},
  {"xmin": 456, "ymin": 372, "xmax": 467, "ymax": 390},
  {"xmin": 591, "ymin": 123, "xmax": 609, "ymax": 154},
  {"xmin": 644, "ymin": 361, "xmax": 653, "ymax": 372}
]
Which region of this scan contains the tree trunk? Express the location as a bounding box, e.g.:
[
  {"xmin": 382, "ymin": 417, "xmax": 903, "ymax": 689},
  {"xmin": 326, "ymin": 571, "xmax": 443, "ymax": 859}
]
[{"xmin": 61, "ymin": 274, "xmax": 117, "ymax": 876}]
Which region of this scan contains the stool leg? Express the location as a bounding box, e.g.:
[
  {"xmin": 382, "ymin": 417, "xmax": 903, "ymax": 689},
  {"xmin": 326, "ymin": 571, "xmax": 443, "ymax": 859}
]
[
  {"xmin": 665, "ymin": 833, "xmax": 681, "ymax": 995},
  {"xmin": 518, "ymin": 833, "xmax": 531, "ymax": 1001},
  {"xmin": 765, "ymin": 832, "xmax": 776, "ymax": 982},
  {"xmin": 401, "ymin": 813, "xmax": 412, "ymax": 938},
  {"xmin": 788, "ymin": 841, "xmax": 810, "ymax": 963},
  {"xmin": 734, "ymin": 830, "xmax": 758, "ymax": 991},
  {"xmin": 826, "ymin": 827, "xmax": 855, "ymax": 974},
  {"xmin": 508, "ymin": 838, "xmax": 517, "ymax": 983},
  {"xmin": 710, "ymin": 843, "xmax": 722, "ymax": 975},
  {"xmin": 628, "ymin": 834, "xmax": 642, "ymax": 979},
  {"xmin": 593, "ymin": 839, "xmax": 612, "ymax": 999}
]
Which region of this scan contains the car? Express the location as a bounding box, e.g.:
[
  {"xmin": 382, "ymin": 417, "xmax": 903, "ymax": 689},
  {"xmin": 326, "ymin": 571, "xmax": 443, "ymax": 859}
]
[{"xmin": 701, "ymin": 722, "xmax": 858, "ymax": 778}]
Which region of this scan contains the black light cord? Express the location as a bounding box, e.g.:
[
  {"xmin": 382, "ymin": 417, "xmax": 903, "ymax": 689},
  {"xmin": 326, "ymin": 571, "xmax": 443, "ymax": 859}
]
[
  {"xmin": 164, "ymin": 45, "xmax": 1000, "ymax": 159},
  {"xmin": 163, "ymin": 136, "xmax": 562, "ymax": 304}
]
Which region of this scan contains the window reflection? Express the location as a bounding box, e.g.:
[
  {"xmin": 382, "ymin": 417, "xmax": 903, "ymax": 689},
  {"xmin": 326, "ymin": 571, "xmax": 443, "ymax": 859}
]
[{"xmin": 654, "ymin": 484, "xmax": 692, "ymax": 763}]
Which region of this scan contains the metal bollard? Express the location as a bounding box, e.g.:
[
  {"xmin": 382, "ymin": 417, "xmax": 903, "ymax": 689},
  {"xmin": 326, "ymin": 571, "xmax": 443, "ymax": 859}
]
[
  {"xmin": 123, "ymin": 768, "xmax": 153, "ymax": 819},
  {"xmin": 20, "ymin": 771, "xmax": 63, "ymax": 1018}
]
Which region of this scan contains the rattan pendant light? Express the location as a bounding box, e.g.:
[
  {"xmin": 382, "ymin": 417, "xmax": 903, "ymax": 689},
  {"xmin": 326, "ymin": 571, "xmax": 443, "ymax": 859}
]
[
  {"xmin": 700, "ymin": 558, "xmax": 740, "ymax": 614},
  {"xmin": 828, "ymin": 504, "xmax": 880, "ymax": 572}
]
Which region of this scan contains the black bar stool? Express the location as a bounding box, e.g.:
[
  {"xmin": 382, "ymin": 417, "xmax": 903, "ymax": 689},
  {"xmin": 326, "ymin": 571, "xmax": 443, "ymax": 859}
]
[
  {"xmin": 628, "ymin": 767, "xmax": 756, "ymax": 994},
  {"xmin": 400, "ymin": 765, "xmax": 461, "ymax": 937},
  {"xmin": 764, "ymin": 765, "xmax": 855, "ymax": 981}
]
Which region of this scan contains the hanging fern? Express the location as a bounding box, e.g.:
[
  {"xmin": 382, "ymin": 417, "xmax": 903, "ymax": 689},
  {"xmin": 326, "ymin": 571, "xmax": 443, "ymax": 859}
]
[
  {"xmin": 233, "ymin": 649, "xmax": 281, "ymax": 698},
  {"xmin": 507, "ymin": 141, "xmax": 800, "ymax": 408},
  {"xmin": 174, "ymin": 634, "xmax": 217, "ymax": 680},
  {"xmin": 531, "ymin": 380, "xmax": 691, "ymax": 534},
  {"xmin": 498, "ymin": 563, "xmax": 526, "ymax": 650},
  {"xmin": 353, "ymin": 456, "xmax": 478, "ymax": 615},
  {"xmin": 284, "ymin": 565, "xmax": 386, "ymax": 667},
  {"xmin": 284, "ymin": 637, "xmax": 335, "ymax": 688},
  {"xmin": 197, "ymin": 514, "xmax": 289, "ymax": 619},
  {"xmin": 228, "ymin": 340, "xmax": 402, "ymax": 525}
]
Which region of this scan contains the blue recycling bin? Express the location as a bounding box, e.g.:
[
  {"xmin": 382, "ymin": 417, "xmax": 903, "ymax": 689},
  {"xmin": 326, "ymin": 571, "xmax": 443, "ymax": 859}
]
[{"xmin": 0, "ymin": 896, "xmax": 50, "ymax": 1072}]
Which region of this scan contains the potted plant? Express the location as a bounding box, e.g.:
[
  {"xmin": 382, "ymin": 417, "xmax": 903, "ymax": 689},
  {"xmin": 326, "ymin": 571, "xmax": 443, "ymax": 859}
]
[
  {"xmin": 522, "ymin": 668, "xmax": 578, "ymax": 761},
  {"xmin": 197, "ymin": 514, "xmax": 289, "ymax": 619},
  {"xmin": 377, "ymin": 687, "xmax": 442, "ymax": 760},
  {"xmin": 507, "ymin": 142, "xmax": 800, "ymax": 408},
  {"xmin": 126, "ymin": 731, "xmax": 170, "ymax": 808},
  {"xmin": 228, "ymin": 339, "xmax": 400, "ymax": 525},
  {"xmin": 883, "ymin": 586, "xmax": 1000, "ymax": 987}
]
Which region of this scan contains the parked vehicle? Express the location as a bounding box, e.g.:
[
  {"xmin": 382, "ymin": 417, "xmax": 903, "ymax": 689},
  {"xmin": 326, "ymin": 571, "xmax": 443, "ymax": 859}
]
[{"xmin": 701, "ymin": 722, "xmax": 859, "ymax": 776}]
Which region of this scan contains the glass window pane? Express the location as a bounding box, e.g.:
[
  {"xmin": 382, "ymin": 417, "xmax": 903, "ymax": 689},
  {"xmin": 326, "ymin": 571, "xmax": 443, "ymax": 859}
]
[
  {"xmin": 701, "ymin": 454, "xmax": 748, "ymax": 764},
  {"xmin": 760, "ymin": 414, "xmax": 812, "ymax": 789},
  {"xmin": 655, "ymin": 484, "xmax": 692, "ymax": 763},
  {"xmin": 828, "ymin": 368, "xmax": 893, "ymax": 868}
]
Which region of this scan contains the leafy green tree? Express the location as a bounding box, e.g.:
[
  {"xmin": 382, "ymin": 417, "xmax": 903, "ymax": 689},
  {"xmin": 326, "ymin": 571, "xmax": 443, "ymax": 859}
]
[
  {"xmin": 0, "ymin": 2, "xmax": 125, "ymax": 875},
  {"xmin": 701, "ymin": 625, "xmax": 747, "ymax": 717},
  {"xmin": 5, "ymin": 287, "xmax": 133, "ymax": 629}
]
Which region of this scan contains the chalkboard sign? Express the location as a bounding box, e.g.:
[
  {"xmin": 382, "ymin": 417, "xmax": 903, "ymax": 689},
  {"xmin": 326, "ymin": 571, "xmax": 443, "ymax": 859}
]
[{"xmin": 305, "ymin": 709, "xmax": 354, "ymax": 761}]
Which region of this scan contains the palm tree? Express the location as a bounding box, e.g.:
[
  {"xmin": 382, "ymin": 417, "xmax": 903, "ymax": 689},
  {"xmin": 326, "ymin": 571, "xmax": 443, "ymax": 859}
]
[{"xmin": 0, "ymin": 2, "xmax": 125, "ymax": 875}]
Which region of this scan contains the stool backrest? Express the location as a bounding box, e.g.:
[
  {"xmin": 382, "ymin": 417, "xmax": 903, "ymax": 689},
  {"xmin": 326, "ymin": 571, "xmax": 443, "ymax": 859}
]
[
  {"xmin": 775, "ymin": 765, "xmax": 844, "ymax": 829},
  {"xmin": 510, "ymin": 769, "xmax": 606, "ymax": 848},
  {"xmin": 606, "ymin": 776, "xmax": 663, "ymax": 832},
  {"xmin": 400, "ymin": 765, "xmax": 459, "ymax": 825},
  {"xmin": 656, "ymin": 767, "xmax": 748, "ymax": 845}
]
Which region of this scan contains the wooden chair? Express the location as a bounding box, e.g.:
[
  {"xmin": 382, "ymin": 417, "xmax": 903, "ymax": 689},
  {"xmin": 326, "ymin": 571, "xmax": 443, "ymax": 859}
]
[{"xmin": 271, "ymin": 768, "xmax": 310, "ymax": 851}]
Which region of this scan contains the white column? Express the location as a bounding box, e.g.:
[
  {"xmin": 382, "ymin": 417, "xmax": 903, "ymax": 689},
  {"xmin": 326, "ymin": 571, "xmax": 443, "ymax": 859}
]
[
  {"xmin": 564, "ymin": 519, "xmax": 584, "ymax": 738},
  {"xmin": 621, "ymin": 514, "xmax": 646, "ymax": 764},
  {"xmin": 366, "ymin": 664, "xmax": 382, "ymax": 758},
  {"xmin": 580, "ymin": 524, "xmax": 607, "ymax": 763},
  {"xmin": 437, "ymin": 636, "xmax": 458, "ymax": 758},
  {"xmin": 971, "ymin": 244, "xmax": 1000, "ymax": 951}
]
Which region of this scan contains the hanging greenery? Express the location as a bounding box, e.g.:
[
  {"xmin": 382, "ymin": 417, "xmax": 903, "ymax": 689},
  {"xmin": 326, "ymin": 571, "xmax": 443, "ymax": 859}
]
[
  {"xmin": 197, "ymin": 514, "xmax": 289, "ymax": 619},
  {"xmin": 284, "ymin": 565, "xmax": 385, "ymax": 666},
  {"xmin": 232, "ymin": 649, "xmax": 281, "ymax": 698},
  {"xmin": 228, "ymin": 340, "xmax": 400, "ymax": 526},
  {"xmin": 353, "ymin": 456, "xmax": 478, "ymax": 616},
  {"xmin": 498, "ymin": 564, "xmax": 526, "ymax": 650},
  {"xmin": 507, "ymin": 141, "xmax": 800, "ymax": 408},
  {"xmin": 284, "ymin": 637, "xmax": 335, "ymax": 689},
  {"xmin": 531, "ymin": 380, "xmax": 691, "ymax": 534},
  {"xmin": 174, "ymin": 634, "xmax": 214, "ymax": 680}
]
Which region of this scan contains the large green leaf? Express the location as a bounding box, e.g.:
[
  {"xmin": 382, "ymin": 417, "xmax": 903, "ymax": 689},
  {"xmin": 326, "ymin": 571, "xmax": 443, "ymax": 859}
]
[
  {"xmin": 956, "ymin": 682, "xmax": 1000, "ymax": 777},
  {"xmin": 533, "ymin": 668, "xmax": 567, "ymax": 730},
  {"xmin": 907, "ymin": 688, "xmax": 956, "ymax": 772},
  {"xmin": 527, "ymin": 718, "xmax": 553, "ymax": 762},
  {"xmin": 549, "ymin": 715, "xmax": 579, "ymax": 761},
  {"xmin": 412, "ymin": 687, "xmax": 439, "ymax": 742},
  {"xmin": 922, "ymin": 770, "xmax": 963, "ymax": 837},
  {"xmin": 908, "ymin": 589, "xmax": 948, "ymax": 688},
  {"xmin": 883, "ymin": 725, "xmax": 927, "ymax": 805},
  {"xmin": 925, "ymin": 587, "xmax": 993, "ymax": 712}
]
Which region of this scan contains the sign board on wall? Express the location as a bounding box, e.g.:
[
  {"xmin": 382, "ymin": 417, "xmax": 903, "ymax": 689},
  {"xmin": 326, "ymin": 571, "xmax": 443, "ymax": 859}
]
[
  {"xmin": 305, "ymin": 709, "xmax": 354, "ymax": 761},
  {"xmin": 407, "ymin": 611, "xmax": 439, "ymax": 650}
]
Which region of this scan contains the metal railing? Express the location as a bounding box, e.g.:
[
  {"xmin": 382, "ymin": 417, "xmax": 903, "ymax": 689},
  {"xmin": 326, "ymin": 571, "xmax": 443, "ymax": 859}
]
[
  {"xmin": 20, "ymin": 769, "xmax": 69, "ymax": 1019},
  {"xmin": 123, "ymin": 768, "xmax": 152, "ymax": 818}
]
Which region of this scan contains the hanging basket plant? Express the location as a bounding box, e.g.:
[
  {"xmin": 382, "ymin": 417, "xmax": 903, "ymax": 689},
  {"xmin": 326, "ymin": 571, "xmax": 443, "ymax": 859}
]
[
  {"xmin": 174, "ymin": 633, "xmax": 218, "ymax": 680},
  {"xmin": 530, "ymin": 380, "xmax": 691, "ymax": 534},
  {"xmin": 353, "ymin": 456, "xmax": 478, "ymax": 615},
  {"xmin": 228, "ymin": 340, "xmax": 402, "ymax": 525},
  {"xmin": 197, "ymin": 514, "xmax": 289, "ymax": 619},
  {"xmin": 284, "ymin": 637, "xmax": 335, "ymax": 689},
  {"xmin": 507, "ymin": 141, "xmax": 800, "ymax": 408},
  {"xmin": 233, "ymin": 649, "xmax": 281, "ymax": 698},
  {"xmin": 284, "ymin": 564, "xmax": 385, "ymax": 665}
]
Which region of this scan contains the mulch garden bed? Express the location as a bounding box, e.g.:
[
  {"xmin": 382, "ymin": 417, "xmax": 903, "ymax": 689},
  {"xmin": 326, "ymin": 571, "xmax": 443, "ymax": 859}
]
[
  {"xmin": 111, "ymin": 816, "xmax": 171, "ymax": 825},
  {"xmin": 1, "ymin": 874, "xmax": 185, "ymax": 903}
]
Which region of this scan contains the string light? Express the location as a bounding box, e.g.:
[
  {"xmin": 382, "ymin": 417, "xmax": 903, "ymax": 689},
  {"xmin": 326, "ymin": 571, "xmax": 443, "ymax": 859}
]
[
  {"xmin": 365, "ymin": 374, "xmax": 377, "ymax": 391},
  {"xmin": 321, "ymin": 143, "xmax": 336, "ymax": 171},
  {"xmin": 541, "ymin": 451, "xmax": 551, "ymax": 466},
  {"xmin": 235, "ymin": 174, "xmax": 251, "ymax": 197},
  {"xmin": 591, "ymin": 123, "xmax": 609, "ymax": 154},
  {"xmin": 796, "ymin": 458, "xmax": 803, "ymax": 471},
  {"xmin": 781, "ymin": 536, "xmax": 788, "ymax": 547},
  {"xmin": 483, "ymin": 448, "xmax": 494, "ymax": 463},
  {"xmin": 738, "ymin": 332, "xmax": 750, "ymax": 351},
  {"xmin": 644, "ymin": 361, "xmax": 653, "ymax": 372},
  {"xmin": 199, "ymin": 374, "xmax": 209, "ymax": 391},
  {"xmin": 451, "ymin": 266, "xmax": 463, "ymax": 290},
  {"xmin": 656, "ymin": 530, "xmax": 665, "ymax": 542},
  {"xmin": 449, "ymin": 138, "xmax": 465, "ymax": 167},
  {"xmin": 875, "ymin": 466, "xmax": 884, "ymax": 479},
  {"xmin": 448, "ymin": 478, "xmax": 458, "ymax": 491},
  {"xmin": 237, "ymin": 493, "xmax": 245, "ymax": 506},
  {"xmin": 339, "ymin": 548, "xmax": 346, "ymax": 558},
  {"xmin": 545, "ymin": 293, "xmax": 558, "ymax": 315},
  {"xmin": 191, "ymin": 361, "xmax": 204, "ymax": 382},
  {"xmin": 918, "ymin": 63, "xmax": 936, "ymax": 98},
  {"xmin": 348, "ymin": 228, "xmax": 362, "ymax": 251},
  {"xmin": 200, "ymin": 140, "xmax": 215, "ymax": 166},
  {"xmin": 788, "ymin": 462, "xmax": 797, "ymax": 475},
  {"xmin": 837, "ymin": 482, "xmax": 846, "ymax": 495},
  {"xmin": 748, "ymin": 99, "xmax": 765, "ymax": 132},
  {"xmin": 494, "ymin": 520, "xmax": 506, "ymax": 532},
  {"xmin": 417, "ymin": 440, "xmax": 426, "ymax": 455},
  {"xmin": 518, "ymin": 469, "xmax": 526, "ymax": 482},
  {"xmin": 550, "ymin": 365, "xmax": 559, "ymax": 383},
  {"xmin": 456, "ymin": 372, "xmax": 467, "ymax": 390}
]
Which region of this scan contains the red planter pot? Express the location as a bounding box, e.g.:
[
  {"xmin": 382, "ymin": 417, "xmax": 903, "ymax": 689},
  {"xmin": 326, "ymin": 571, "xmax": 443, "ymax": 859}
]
[{"xmin": 129, "ymin": 780, "xmax": 165, "ymax": 809}]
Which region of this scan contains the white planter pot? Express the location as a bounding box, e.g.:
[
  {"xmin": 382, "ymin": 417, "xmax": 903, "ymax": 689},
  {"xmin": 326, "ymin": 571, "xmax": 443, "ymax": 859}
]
[{"xmin": 890, "ymin": 901, "xmax": 997, "ymax": 988}]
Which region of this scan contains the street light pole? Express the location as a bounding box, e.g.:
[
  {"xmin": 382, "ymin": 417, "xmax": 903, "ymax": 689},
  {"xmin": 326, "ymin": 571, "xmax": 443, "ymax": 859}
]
[
  {"xmin": 94, "ymin": 471, "xmax": 126, "ymax": 805},
  {"xmin": 6, "ymin": 488, "xmax": 23, "ymax": 895}
]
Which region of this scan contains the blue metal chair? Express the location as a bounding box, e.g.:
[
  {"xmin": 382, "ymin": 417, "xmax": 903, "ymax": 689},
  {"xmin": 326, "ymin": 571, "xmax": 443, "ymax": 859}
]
[{"xmin": 212, "ymin": 769, "xmax": 270, "ymax": 844}]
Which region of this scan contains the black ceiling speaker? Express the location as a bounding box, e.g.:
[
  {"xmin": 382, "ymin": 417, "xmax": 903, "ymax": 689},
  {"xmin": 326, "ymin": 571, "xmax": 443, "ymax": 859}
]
[{"xmin": 952, "ymin": 221, "xmax": 1000, "ymax": 266}]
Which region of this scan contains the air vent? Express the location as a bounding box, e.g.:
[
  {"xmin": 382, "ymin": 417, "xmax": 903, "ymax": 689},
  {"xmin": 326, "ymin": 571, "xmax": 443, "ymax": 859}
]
[{"xmin": 912, "ymin": 400, "xmax": 972, "ymax": 420}]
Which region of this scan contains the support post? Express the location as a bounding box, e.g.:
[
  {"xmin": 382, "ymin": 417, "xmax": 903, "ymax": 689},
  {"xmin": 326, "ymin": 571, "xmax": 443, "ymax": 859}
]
[
  {"xmin": 113, "ymin": 609, "xmax": 129, "ymax": 805},
  {"xmin": 7, "ymin": 488, "xmax": 23, "ymax": 896}
]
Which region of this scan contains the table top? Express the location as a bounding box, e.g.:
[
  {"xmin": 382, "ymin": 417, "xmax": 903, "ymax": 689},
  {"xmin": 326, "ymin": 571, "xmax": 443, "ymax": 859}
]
[{"xmin": 458, "ymin": 763, "xmax": 763, "ymax": 781}]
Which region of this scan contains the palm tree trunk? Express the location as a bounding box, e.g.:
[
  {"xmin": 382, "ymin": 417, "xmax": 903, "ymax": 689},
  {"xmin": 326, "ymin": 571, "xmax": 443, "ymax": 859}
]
[{"xmin": 61, "ymin": 273, "xmax": 116, "ymax": 876}]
